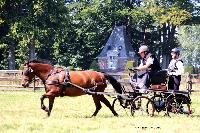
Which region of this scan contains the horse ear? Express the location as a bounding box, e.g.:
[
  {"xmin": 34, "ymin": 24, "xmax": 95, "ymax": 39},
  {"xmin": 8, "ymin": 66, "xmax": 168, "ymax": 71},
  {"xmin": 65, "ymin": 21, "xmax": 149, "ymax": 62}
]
[{"xmin": 24, "ymin": 60, "xmax": 29, "ymax": 66}]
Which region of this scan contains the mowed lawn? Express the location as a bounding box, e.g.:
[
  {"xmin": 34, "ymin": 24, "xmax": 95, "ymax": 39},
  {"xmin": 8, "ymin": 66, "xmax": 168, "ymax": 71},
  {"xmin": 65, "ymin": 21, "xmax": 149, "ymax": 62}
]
[{"xmin": 0, "ymin": 90, "xmax": 200, "ymax": 133}]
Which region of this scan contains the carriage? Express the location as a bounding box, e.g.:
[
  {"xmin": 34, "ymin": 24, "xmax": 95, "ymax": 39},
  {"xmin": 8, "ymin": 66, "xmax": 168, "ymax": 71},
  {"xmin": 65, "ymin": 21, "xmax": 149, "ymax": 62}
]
[
  {"xmin": 112, "ymin": 69, "xmax": 192, "ymax": 117},
  {"xmin": 21, "ymin": 60, "xmax": 192, "ymax": 117}
]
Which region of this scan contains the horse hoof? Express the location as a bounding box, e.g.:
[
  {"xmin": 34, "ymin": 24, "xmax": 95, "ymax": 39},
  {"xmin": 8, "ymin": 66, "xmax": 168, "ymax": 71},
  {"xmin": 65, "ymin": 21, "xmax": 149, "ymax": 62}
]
[
  {"xmin": 114, "ymin": 113, "xmax": 119, "ymax": 117},
  {"xmin": 41, "ymin": 105, "xmax": 45, "ymax": 110},
  {"xmin": 47, "ymin": 112, "xmax": 51, "ymax": 117},
  {"xmin": 90, "ymin": 114, "xmax": 96, "ymax": 118},
  {"xmin": 84, "ymin": 116, "xmax": 93, "ymax": 118}
]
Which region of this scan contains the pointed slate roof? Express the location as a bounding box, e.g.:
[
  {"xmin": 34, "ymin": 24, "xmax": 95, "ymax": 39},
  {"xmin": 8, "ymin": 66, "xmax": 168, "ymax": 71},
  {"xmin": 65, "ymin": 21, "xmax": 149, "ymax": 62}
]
[{"xmin": 98, "ymin": 25, "xmax": 135, "ymax": 58}]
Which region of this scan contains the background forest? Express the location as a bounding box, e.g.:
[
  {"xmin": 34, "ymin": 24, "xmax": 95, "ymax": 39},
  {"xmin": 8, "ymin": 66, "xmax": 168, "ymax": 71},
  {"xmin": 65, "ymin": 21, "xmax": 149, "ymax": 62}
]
[{"xmin": 0, "ymin": 0, "xmax": 200, "ymax": 73}]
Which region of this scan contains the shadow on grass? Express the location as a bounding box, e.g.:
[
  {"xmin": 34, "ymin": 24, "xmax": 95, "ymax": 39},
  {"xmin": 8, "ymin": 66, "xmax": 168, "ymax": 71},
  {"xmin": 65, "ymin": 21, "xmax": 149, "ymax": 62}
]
[
  {"xmin": 63, "ymin": 114, "xmax": 124, "ymax": 118},
  {"xmin": 190, "ymin": 114, "xmax": 200, "ymax": 118}
]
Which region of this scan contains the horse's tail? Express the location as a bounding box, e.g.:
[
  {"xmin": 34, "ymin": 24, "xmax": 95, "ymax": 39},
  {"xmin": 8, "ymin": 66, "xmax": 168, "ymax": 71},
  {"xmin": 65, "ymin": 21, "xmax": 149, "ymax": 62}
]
[{"xmin": 104, "ymin": 73, "xmax": 123, "ymax": 94}]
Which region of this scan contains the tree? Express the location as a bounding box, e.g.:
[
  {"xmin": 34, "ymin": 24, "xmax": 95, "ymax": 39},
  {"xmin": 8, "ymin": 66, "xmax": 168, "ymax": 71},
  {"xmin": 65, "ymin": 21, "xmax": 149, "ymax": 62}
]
[
  {"xmin": 144, "ymin": 0, "xmax": 193, "ymax": 68},
  {"xmin": 177, "ymin": 25, "xmax": 200, "ymax": 70},
  {"xmin": 0, "ymin": 0, "xmax": 70, "ymax": 69},
  {"xmin": 0, "ymin": 0, "xmax": 21, "ymax": 69},
  {"xmin": 0, "ymin": 0, "xmax": 198, "ymax": 70}
]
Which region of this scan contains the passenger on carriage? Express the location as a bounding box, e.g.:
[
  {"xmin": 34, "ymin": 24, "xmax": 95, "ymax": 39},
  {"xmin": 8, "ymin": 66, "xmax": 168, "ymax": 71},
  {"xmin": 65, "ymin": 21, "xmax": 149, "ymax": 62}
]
[
  {"xmin": 168, "ymin": 48, "xmax": 184, "ymax": 90},
  {"xmin": 130, "ymin": 45, "xmax": 161, "ymax": 93}
]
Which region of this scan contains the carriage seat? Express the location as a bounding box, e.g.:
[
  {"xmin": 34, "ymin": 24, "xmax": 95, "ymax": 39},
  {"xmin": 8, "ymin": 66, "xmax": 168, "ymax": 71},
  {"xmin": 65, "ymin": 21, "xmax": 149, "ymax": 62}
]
[
  {"xmin": 150, "ymin": 70, "xmax": 168, "ymax": 84},
  {"xmin": 150, "ymin": 84, "xmax": 167, "ymax": 91},
  {"xmin": 150, "ymin": 70, "xmax": 168, "ymax": 91},
  {"xmin": 129, "ymin": 70, "xmax": 168, "ymax": 91}
]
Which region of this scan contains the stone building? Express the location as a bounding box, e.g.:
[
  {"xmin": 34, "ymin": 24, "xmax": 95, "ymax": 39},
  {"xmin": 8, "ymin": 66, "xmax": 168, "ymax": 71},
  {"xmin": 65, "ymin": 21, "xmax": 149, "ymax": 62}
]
[{"xmin": 97, "ymin": 26, "xmax": 137, "ymax": 72}]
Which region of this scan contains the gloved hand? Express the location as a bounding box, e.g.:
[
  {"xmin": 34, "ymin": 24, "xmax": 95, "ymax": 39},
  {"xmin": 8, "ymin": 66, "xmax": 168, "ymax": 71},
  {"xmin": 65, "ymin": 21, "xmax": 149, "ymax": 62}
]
[
  {"xmin": 168, "ymin": 68, "xmax": 175, "ymax": 73},
  {"xmin": 167, "ymin": 69, "xmax": 176, "ymax": 75}
]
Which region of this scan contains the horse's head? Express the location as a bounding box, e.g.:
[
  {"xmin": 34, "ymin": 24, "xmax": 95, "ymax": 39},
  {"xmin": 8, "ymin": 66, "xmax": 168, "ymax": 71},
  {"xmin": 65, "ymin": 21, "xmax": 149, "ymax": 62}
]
[{"xmin": 21, "ymin": 62, "xmax": 35, "ymax": 88}]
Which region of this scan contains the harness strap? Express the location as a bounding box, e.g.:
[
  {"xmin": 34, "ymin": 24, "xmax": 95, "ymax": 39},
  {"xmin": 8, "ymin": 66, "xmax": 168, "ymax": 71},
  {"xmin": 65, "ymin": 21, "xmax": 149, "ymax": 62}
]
[
  {"xmin": 174, "ymin": 58, "xmax": 183, "ymax": 70},
  {"xmin": 61, "ymin": 82, "xmax": 97, "ymax": 94},
  {"xmin": 45, "ymin": 80, "xmax": 59, "ymax": 85},
  {"xmin": 64, "ymin": 67, "xmax": 70, "ymax": 82},
  {"xmin": 44, "ymin": 68, "xmax": 106, "ymax": 96},
  {"xmin": 44, "ymin": 66, "xmax": 63, "ymax": 85}
]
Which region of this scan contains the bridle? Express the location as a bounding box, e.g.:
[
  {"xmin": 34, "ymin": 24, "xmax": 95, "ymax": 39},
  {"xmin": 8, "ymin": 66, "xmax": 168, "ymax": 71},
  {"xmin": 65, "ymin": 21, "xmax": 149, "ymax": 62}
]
[
  {"xmin": 22, "ymin": 65, "xmax": 35, "ymax": 84},
  {"xmin": 23, "ymin": 63, "xmax": 63, "ymax": 86}
]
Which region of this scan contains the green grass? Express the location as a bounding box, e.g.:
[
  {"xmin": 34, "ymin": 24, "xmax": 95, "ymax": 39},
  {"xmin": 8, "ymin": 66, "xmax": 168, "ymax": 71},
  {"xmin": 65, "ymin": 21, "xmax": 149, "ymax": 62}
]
[{"xmin": 0, "ymin": 90, "xmax": 200, "ymax": 133}]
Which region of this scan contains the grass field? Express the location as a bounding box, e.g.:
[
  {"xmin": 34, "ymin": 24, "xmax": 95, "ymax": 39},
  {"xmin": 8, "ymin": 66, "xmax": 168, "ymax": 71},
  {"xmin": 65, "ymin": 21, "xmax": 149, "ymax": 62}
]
[{"xmin": 0, "ymin": 90, "xmax": 200, "ymax": 133}]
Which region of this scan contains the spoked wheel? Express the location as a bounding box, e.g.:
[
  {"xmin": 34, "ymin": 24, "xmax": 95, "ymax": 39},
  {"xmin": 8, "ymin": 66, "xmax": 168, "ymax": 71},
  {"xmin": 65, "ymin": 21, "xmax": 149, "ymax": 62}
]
[
  {"xmin": 130, "ymin": 96, "xmax": 155, "ymax": 117},
  {"xmin": 147, "ymin": 95, "xmax": 166, "ymax": 116},
  {"xmin": 166, "ymin": 97, "xmax": 191, "ymax": 117},
  {"xmin": 112, "ymin": 98, "xmax": 130, "ymax": 115}
]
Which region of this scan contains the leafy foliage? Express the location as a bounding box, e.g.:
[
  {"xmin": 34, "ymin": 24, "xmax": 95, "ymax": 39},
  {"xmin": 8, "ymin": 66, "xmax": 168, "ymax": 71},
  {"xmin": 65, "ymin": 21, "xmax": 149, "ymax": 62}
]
[
  {"xmin": 89, "ymin": 60, "xmax": 100, "ymax": 71},
  {"xmin": 124, "ymin": 60, "xmax": 137, "ymax": 72},
  {"xmin": 177, "ymin": 25, "xmax": 200, "ymax": 68},
  {"xmin": 0, "ymin": 0, "xmax": 198, "ymax": 70},
  {"xmin": 184, "ymin": 65, "xmax": 195, "ymax": 74}
]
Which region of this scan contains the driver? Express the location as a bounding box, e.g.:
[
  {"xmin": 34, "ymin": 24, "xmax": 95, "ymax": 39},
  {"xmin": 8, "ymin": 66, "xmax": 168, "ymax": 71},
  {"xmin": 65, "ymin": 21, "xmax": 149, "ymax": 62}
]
[{"xmin": 130, "ymin": 45, "xmax": 161, "ymax": 93}]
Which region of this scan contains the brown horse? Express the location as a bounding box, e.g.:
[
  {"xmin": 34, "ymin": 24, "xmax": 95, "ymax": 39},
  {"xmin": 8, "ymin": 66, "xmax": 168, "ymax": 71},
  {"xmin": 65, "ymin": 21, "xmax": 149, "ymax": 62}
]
[{"xmin": 21, "ymin": 60, "xmax": 123, "ymax": 117}]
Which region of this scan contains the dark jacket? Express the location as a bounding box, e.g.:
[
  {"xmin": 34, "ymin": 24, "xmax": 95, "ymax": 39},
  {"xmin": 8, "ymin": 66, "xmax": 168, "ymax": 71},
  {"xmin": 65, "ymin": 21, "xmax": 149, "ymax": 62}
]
[
  {"xmin": 137, "ymin": 53, "xmax": 161, "ymax": 77},
  {"xmin": 142, "ymin": 53, "xmax": 161, "ymax": 72}
]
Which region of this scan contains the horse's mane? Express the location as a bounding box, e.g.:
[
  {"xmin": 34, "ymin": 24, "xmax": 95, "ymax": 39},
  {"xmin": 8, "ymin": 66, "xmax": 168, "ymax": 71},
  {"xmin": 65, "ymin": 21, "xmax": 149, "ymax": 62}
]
[{"xmin": 28, "ymin": 59, "xmax": 52, "ymax": 65}]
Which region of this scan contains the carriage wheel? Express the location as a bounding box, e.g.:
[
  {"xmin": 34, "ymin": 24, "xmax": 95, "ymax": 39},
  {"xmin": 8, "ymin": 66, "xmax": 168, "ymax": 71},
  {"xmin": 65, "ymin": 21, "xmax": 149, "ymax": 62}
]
[
  {"xmin": 166, "ymin": 97, "xmax": 191, "ymax": 117},
  {"xmin": 146, "ymin": 95, "xmax": 166, "ymax": 116},
  {"xmin": 112, "ymin": 98, "xmax": 130, "ymax": 115},
  {"xmin": 130, "ymin": 96, "xmax": 155, "ymax": 117}
]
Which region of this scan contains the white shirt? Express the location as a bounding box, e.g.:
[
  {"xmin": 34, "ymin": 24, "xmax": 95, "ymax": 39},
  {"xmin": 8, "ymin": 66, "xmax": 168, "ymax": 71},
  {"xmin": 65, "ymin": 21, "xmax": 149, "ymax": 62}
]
[
  {"xmin": 168, "ymin": 59, "xmax": 184, "ymax": 76},
  {"xmin": 139, "ymin": 57, "xmax": 154, "ymax": 67}
]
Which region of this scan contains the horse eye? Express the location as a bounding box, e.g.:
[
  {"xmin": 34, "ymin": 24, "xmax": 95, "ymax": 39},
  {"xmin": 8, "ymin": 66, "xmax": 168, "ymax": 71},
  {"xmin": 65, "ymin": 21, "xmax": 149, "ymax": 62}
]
[{"xmin": 24, "ymin": 70, "xmax": 29, "ymax": 76}]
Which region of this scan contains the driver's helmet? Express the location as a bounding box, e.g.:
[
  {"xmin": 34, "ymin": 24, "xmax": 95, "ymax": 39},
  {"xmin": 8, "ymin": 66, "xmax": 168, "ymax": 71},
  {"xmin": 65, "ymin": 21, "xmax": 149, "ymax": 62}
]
[{"xmin": 171, "ymin": 48, "xmax": 180, "ymax": 55}]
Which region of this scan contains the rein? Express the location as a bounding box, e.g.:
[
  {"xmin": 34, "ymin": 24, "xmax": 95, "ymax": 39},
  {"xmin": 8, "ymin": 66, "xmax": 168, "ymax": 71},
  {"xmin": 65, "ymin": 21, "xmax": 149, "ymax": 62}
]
[{"xmin": 63, "ymin": 81, "xmax": 97, "ymax": 93}]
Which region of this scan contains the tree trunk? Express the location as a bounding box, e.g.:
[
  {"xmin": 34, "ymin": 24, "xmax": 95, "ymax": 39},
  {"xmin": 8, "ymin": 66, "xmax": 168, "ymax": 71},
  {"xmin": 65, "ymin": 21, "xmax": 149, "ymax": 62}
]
[
  {"xmin": 168, "ymin": 24, "xmax": 176, "ymax": 48},
  {"xmin": 157, "ymin": 25, "xmax": 162, "ymax": 62},
  {"xmin": 161, "ymin": 54, "xmax": 170, "ymax": 69},
  {"xmin": 8, "ymin": 44, "xmax": 16, "ymax": 70},
  {"xmin": 161, "ymin": 23, "xmax": 170, "ymax": 69},
  {"xmin": 143, "ymin": 25, "xmax": 146, "ymax": 44},
  {"xmin": 29, "ymin": 41, "xmax": 35, "ymax": 60},
  {"xmin": 162, "ymin": 23, "xmax": 167, "ymax": 52}
]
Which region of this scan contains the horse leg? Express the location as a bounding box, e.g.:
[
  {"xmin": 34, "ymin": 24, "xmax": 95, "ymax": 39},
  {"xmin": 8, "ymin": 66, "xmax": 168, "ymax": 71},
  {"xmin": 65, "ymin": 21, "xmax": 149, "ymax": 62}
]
[
  {"xmin": 99, "ymin": 95, "xmax": 118, "ymax": 116},
  {"xmin": 40, "ymin": 94, "xmax": 55, "ymax": 117},
  {"xmin": 47, "ymin": 97, "xmax": 55, "ymax": 117},
  {"xmin": 91, "ymin": 95, "xmax": 102, "ymax": 117},
  {"xmin": 40, "ymin": 95, "xmax": 48, "ymax": 112}
]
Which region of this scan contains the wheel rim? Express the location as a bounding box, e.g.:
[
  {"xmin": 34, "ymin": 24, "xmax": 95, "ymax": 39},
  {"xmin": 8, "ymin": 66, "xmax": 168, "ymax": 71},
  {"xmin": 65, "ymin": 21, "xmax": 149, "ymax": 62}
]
[
  {"xmin": 112, "ymin": 98, "xmax": 129, "ymax": 116},
  {"xmin": 166, "ymin": 97, "xmax": 191, "ymax": 117},
  {"xmin": 130, "ymin": 96, "xmax": 155, "ymax": 117}
]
